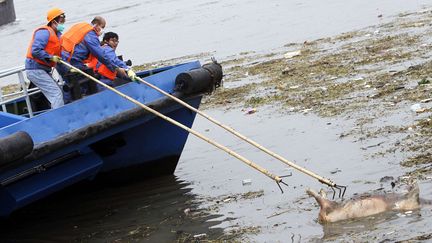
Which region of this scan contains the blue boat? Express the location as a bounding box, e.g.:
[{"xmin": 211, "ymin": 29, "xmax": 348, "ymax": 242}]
[{"xmin": 0, "ymin": 60, "xmax": 222, "ymax": 217}]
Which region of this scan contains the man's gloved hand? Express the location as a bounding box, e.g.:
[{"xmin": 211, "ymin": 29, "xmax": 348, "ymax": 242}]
[
  {"xmin": 127, "ymin": 69, "xmax": 138, "ymax": 83},
  {"xmin": 50, "ymin": 55, "xmax": 61, "ymax": 63},
  {"xmin": 116, "ymin": 67, "xmax": 127, "ymax": 78}
]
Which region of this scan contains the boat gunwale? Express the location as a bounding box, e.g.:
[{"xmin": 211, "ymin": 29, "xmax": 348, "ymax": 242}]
[{"xmin": 0, "ymin": 92, "xmax": 201, "ymax": 174}]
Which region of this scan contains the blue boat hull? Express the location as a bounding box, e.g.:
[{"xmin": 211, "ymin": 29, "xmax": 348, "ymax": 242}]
[{"xmin": 0, "ymin": 61, "xmax": 207, "ymax": 217}]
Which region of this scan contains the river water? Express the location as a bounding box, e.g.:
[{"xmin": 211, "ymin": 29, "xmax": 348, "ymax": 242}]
[
  {"xmin": 1, "ymin": 0, "xmax": 432, "ymax": 242},
  {"xmin": 1, "ymin": 0, "xmax": 432, "ymax": 71},
  {"xmin": 2, "ymin": 107, "xmax": 432, "ymax": 241}
]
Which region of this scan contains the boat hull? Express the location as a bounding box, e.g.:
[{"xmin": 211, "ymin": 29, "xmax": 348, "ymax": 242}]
[{"xmin": 0, "ymin": 61, "xmax": 208, "ymax": 217}]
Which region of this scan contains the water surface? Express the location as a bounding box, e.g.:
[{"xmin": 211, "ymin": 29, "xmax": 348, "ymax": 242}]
[
  {"xmin": 1, "ymin": 1, "xmax": 432, "ymax": 241},
  {"xmin": 1, "ymin": 0, "xmax": 432, "ymax": 71}
]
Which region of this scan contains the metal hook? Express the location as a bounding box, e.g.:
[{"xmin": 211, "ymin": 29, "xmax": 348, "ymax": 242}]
[
  {"xmin": 276, "ymin": 180, "xmax": 289, "ymax": 193},
  {"xmin": 331, "ymin": 186, "xmax": 336, "ymax": 200},
  {"xmin": 337, "ymin": 184, "xmax": 347, "ymax": 198},
  {"xmin": 331, "ymin": 184, "xmax": 347, "ymax": 199}
]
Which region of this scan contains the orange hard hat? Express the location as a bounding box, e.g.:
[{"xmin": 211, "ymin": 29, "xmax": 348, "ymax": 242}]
[{"xmin": 46, "ymin": 8, "xmax": 64, "ymax": 23}]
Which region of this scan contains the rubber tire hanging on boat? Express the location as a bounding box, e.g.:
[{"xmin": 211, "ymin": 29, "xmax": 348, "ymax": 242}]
[
  {"xmin": 175, "ymin": 62, "xmax": 223, "ymax": 95},
  {"xmin": 0, "ymin": 131, "xmax": 34, "ymax": 167}
]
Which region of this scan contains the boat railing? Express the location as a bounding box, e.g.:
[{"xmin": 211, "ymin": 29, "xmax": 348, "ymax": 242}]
[
  {"xmin": 0, "ymin": 65, "xmax": 34, "ymax": 117},
  {"xmin": 0, "ymin": 66, "xmax": 65, "ymax": 117}
]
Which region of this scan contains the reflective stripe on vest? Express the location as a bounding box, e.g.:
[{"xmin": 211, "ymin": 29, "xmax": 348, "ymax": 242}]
[
  {"xmin": 26, "ymin": 26, "xmax": 61, "ymax": 67},
  {"xmin": 60, "ymin": 22, "xmax": 94, "ymax": 62}
]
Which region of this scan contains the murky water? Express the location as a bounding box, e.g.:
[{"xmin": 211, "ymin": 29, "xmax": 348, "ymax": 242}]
[
  {"xmin": 3, "ymin": 106, "xmax": 431, "ymax": 241},
  {"xmin": 0, "ymin": 107, "xmax": 432, "ymax": 242},
  {"xmin": 0, "ymin": 175, "xmax": 225, "ymax": 242},
  {"xmin": 1, "ymin": 0, "xmax": 432, "ymax": 72},
  {"xmin": 178, "ymin": 107, "xmax": 432, "ymax": 241},
  {"xmin": 2, "ymin": 0, "xmax": 432, "ymax": 242}
]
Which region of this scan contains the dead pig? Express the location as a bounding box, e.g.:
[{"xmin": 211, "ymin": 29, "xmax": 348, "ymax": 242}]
[{"xmin": 306, "ymin": 183, "xmax": 426, "ymax": 223}]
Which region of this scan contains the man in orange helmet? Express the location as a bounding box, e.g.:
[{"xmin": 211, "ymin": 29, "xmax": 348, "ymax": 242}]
[{"xmin": 25, "ymin": 8, "xmax": 66, "ymax": 109}]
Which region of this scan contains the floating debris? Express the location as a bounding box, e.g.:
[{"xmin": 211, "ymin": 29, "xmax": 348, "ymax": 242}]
[
  {"xmin": 330, "ymin": 168, "xmax": 342, "ymax": 174},
  {"xmin": 223, "ymin": 197, "xmax": 234, "ymax": 203},
  {"xmin": 418, "ymin": 78, "xmax": 430, "ymax": 85},
  {"xmin": 284, "ymin": 50, "xmax": 301, "ymax": 59},
  {"xmin": 301, "ymin": 108, "xmax": 313, "ymax": 114},
  {"xmin": 379, "ymin": 176, "xmax": 395, "ymax": 183},
  {"xmin": 193, "ymin": 233, "xmax": 207, "ymax": 239},
  {"xmin": 241, "ymin": 190, "xmax": 264, "ymax": 200},
  {"xmin": 244, "ymin": 108, "xmax": 257, "ymax": 115},
  {"xmin": 420, "ymin": 98, "xmax": 432, "ymax": 103},
  {"xmin": 410, "ymin": 103, "xmax": 423, "ymax": 113},
  {"xmin": 242, "ymin": 179, "xmax": 252, "ymax": 186}
]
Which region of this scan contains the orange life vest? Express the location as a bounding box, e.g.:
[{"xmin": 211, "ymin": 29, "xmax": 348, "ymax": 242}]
[
  {"xmin": 86, "ymin": 46, "xmax": 117, "ymax": 80},
  {"xmin": 97, "ymin": 62, "xmax": 117, "ymax": 80},
  {"xmin": 60, "ymin": 22, "xmax": 94, "ymax": 62},
  {"xmin": 26, "ymin": 26, "xmax": 61, "ymax": 67},
  {"xmin": 86, "ymin": 54, "xmax": 98, "ymax": 69}
]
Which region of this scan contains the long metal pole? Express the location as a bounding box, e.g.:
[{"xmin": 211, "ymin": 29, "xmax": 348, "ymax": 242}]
[
  {"xmin": 59, "ymin": 60, "xmax": 284, "ymax": 186},
  {"xmin": 133, "ymin": 75, "xmax": 338, "ymax": 188}
]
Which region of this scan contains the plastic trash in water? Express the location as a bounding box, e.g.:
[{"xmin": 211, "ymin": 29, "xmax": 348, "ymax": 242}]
[
  {"xmin": 245, "ymin": 108, "xmax": 257, "ymax": 115},
  {"xmin": 410, "ymin": 103, "xmax": 427, "ymax": 113},
  {"xmin": 410, "ymin": 103, "xmax": 421, "ymax": 112},
  {"xmin": 193, "ymin": 233, "xmax": 207, "ymax": 239},
  {"xmin": 330, "ymin": 168, "xmax": 342, "ymax": 174},
  {"xmin": 242, "ymin": 179, "xmax": 252, "ymax": 186},
  {"xmin": 418, "ymin": 78, "xmax": 430, "ymax": 85},
  {"xmin": 284, "ymin": 50, "xmax": 301, "ymax": 59}
]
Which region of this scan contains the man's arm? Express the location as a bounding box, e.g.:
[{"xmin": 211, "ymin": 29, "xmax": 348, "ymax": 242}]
[
  {"xmin": 83, "ymin": 31, "xmax": 116, "ymax": 71},
  {"xmin": 31, "ymin": 29, "xmax": 52, "ymax": 63},
  {"xmin": 104, "ymin": 46, "xmax": 129, "ymax": 69}
]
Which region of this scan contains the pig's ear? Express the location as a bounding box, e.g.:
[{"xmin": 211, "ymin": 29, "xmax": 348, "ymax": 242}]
[
  {"xmin": 307, "ymin": 189, "xmax": 333, "ymax": 209},
  {"xmin": 307, "ymin": 188, "xmax": 328, "ymax": 200},
  {"xmin": 319, "ymin": 188, "xmax": 327, "ymax": 199},
  {"xmin": 306, "ymin": 188, "xmax": 318, "ymax": 197},
  {"xmin": 307, "ymin": 189, "xmax": 322, "ymax": 202}
]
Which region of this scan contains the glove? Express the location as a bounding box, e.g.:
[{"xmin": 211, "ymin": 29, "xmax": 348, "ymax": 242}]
[
  {"xmin": 50, "ymin": 55, "xmax": 61, "ymax": 63},
  {"xmin": 127, "ymin": 69, "xmax": 138, "ymax": 83}
]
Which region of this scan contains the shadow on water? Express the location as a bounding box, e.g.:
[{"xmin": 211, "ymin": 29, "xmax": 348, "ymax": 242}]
[{"xmin": 0, "ymin": 174, "xmax": 224, "ymax": 242}]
